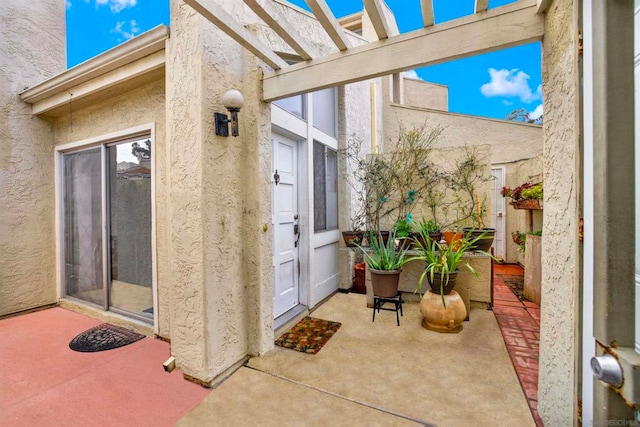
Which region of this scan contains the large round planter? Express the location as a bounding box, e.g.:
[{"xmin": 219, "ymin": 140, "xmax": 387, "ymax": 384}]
[
  {"xmin": 369, "ymin": 268, "xmax": 401, "ymax": 297},
  {"xmin": 420, "ymin": 289, "xmax": 467, "ymax": 333},
  {"xmin": 342, "ymin": 231, "xmax": 364, "ymax": 247},
  {"xmin": 463, "ymin": 227, "xmax": 496, "ymax": 252},
  {"xmin": 427, "ymin": 270, "xmax": 458, "ymax": 296}
]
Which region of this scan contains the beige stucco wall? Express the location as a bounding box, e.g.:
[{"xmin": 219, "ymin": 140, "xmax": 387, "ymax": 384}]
[
  {"xmin": 51, "ymin": 76, "xmax": 168, "ymax": 335},
  {"xmin": 538, "ymin": 0, "xmax": 581, "ymax": 424},
  {"xmin": 403, "ymin": 79, "xmax": 449, "ymax": 112},
  {"xmin": 0, "ymin": 0, "xmax": 66, "ymax": 316},
  {"xmin": 385, "ymin": 105, "xmax": 542, "ymax": 164},
  {"xmin": 165, "ymin": 0, "xmax": 375, "ymax": 384}
]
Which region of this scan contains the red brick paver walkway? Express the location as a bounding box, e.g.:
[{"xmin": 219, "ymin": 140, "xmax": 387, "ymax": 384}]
[{"xmin": 493, "ymin": 264, "xmax": 543, "ymax": 427}]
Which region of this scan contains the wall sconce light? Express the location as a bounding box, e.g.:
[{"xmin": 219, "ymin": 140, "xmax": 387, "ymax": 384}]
[{"xmin": 215, "ymin": 89, "xmax": 244, "ymax": 137}]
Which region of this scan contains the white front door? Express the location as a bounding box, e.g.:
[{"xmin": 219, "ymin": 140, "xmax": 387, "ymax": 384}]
[
  {"xmin": 273, "ymin": 134, "xmax": 300, "ymax": 318},
  {"xmin": 491, "ymin": 167, "xmax": 506, "ymax": 260}
]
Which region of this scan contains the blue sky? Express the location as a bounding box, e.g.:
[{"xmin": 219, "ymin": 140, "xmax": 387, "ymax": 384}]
[{"xmin": 66, "ymin": 0, "xmax": 542, "ymax": 121}]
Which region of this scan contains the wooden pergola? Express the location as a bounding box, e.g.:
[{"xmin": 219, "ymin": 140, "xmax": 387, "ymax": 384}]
[{"xmin": 184, "ymin": 0, "xmax": 546, "ymax": 101}]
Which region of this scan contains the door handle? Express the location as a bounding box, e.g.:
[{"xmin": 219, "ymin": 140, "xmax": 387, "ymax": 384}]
[
  {"xmin": 591, "ymin": 354, "xmax": 623, "ymax": 388},
  {"xmin": 294, "ymin": 224, "xmax": 300, "ymax": 248}
]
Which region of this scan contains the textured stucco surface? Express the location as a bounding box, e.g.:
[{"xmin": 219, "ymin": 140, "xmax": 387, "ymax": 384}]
[
  {"xmin": 52, "ymin": 76, "xmax": 168, "ymax": 334},
  {"xmin": 0, "ymin": 0, "xmax": 66, "ymax": 316},
  {"xmin": 537, "ymin": 0, "xmax": 581, "ymax": 423},
  {"xmin": 402, "ymin": 79, "xmax": 448, "ymax": 112},
  {"xmin": 385, "ymin": 104, "xmax": 543, "ymax": 164},
  {"xmin": 164, "ymin": 0, "xmax": 374, "ymax": 383}
]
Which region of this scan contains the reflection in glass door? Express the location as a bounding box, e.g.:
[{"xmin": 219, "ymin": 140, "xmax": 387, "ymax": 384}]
[
  {"xmin": 108, "ymin": 140, "xmax": 153, "ymax": 319},
  {"xmin": 62, "ymin": 137, "xmax": 153, "ymax": 322},
  {"xmin": 63, "ymin": 148, "xmax": 104, "ymax": 306}
]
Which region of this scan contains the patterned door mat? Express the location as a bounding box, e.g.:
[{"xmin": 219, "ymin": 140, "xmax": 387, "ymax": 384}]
[
  {"xmin": 69, "ymin": 323, "xmax": 145, "ymax": 352},
  {"xmin": 275, "ymin": 316, "xmax": 341, "ymax": 354},
  {"xmin": 498, "ymin": 274, "xmax": 528, "ymax": 302}
]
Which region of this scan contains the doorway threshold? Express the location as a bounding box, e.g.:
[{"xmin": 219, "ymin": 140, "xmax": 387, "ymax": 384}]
[{"xmin": 274, "ymin": 305, "xmax": 308, "ymax": 337}]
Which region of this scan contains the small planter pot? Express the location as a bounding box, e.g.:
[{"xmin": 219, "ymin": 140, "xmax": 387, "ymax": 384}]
[
  {"xmin": 512, "ymin": 199, "xmax": 543, "ymax": 210},
  {"xmin": 441, "ymin": 231, "xmax": 463, "ymax": 250},
  {"xmin": 427, "ymin": 270, "xmax": 458, "ymax": 296},
  {"xmin": 369, "ymin": 268, "xmax": 401, "ymax": 297},
  {"xmin": 342, "ymin": 231, "xmax": 364, "ymax": 247},
  {"xmin": 412, "ymin": 231, "xmax": 442, "ymax": 249},
  {"xmin": 462, "ymin": 227, "xmax": 496, "ymax": 252},
  {"xmin": 367, "ymin": 231, "xmax": 390, "ymax": 247}
]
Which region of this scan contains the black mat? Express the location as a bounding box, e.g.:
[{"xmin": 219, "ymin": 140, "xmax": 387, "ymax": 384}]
[
  {"xmin": 69, "ymin": 323, "xmax": 145, "ymax": 352},
  {"xmin": 498, "ymin": 274, "xmax": 528, "ymax": 302}
]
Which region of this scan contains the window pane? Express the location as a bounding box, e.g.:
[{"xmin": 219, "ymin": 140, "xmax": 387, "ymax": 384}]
[
  {"xmin": 274, "ymin": 95, "xmax": 306, "ymax": 119},
  {"xmin": 326, "ymin": 148, "xmax": 338, "ymax": 229},
  {"xmin": 313, "ymin": 142, "xmax": 327, "ymax": 231},
  {"xmin": 63, "ymin": 148, "xmax": 104, "ymax": 306},
  {"xmin": 312, "ymin": 88, "xmax": 336, "ymax": 137}
]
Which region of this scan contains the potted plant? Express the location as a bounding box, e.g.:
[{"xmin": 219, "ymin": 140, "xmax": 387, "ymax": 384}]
[
  {"xmin": 407, "ymin": 229, "xmax": 491, "ymax": 333},
  {"xmin": 501, "ymin": 182, "xmax": 544, "ymax": 210},
  {"xmin": 355, "ymin": 231, "xmax": 408, "ymax": 298},
  {"xmin": 342, "ymin": 204, "xmax": 366, "ymax": 247},
  {"xmin": 412, "ymin": 217, "xmax": 442, "ymax": 248},
  {"xmin": 393, "ymin": 216, "xmax": 413, "ymax": 248}
]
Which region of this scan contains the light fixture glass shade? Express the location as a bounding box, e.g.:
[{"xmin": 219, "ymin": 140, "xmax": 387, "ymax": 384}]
[{"xmin": 222, "ymin": 89, "xmax": 244, "ymax": 111}]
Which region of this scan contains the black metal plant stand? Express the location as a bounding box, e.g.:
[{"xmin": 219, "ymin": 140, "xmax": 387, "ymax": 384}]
[{"xmin": 372, "ymin": 294, "xmax": 403, "ymax": 326}]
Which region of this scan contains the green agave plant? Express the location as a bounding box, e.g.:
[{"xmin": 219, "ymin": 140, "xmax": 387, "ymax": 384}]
[{"xmin": 355, "ymin": 231, "xmax": 409, "ymax": 271}]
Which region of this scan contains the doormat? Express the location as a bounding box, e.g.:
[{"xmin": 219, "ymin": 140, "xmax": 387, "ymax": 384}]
[
  {"xmin": 69, "ymin": 323, "xmax": 145, "ymax": 352},
  {"xmin": 498, "ymin": 274, "xmax": 527, "ymax": 302},
  {"xmin": 275, "ymin": 316, "xmax": 341, "ymax": 354}
]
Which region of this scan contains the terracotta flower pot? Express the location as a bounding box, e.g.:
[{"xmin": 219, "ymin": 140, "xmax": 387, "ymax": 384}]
[
  {"xmin": 420, "ymin": 289, "xmax": 467, "ymax": 333},
  {"xmin": 369, "ymin": 268, "xmax": 401, "ymax": 297},
  {"xmin": 441, "ymin": 231, "xmax": 463, "ymax": 250}
]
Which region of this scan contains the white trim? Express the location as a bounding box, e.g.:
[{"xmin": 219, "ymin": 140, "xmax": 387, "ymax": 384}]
[
  {"xmin": 30, "ymin": 51, "xmax": 165, "ymax": 116},
  {"xmin": 54, "ymin": 123, "xmax": 158, "ymax": 331},
  {"xmin": 271, "ymin": 105, "xmax": 307, "ymax": 140},
  {"xmin": 20, "ymin": 25, "xmax": 169, "ymax": 104},
  {"xmin": 582, "ymin": 0, "xmax": 595, "ymax": 423}
]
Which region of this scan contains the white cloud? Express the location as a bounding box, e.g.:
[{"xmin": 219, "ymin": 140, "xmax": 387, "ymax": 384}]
[
  {"xmin": 96, "ymin": 0, "xmax": 137, "ymax": 13},
  {"xmin": 403, "ymin": 70, "xmax": 424, "ymax": 81},
  {"xmin": 502, "ymin": 100, "xmax": 514, "ymax": 106},
  {"xmin": 529, "ymin": 104, "xmax": 543, "ymax": 120},
  {"xmin": 480, "ymin": 68, "xmax": 541, "ymax": 103},
  {"xmin": 111, "ymin": 20, "xmax": 141, "ymax": 41}
]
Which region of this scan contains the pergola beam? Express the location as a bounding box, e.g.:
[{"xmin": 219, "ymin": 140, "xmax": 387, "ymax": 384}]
[
  {"xmin": 420, "ymin": 0, "xmax": 435, "ymax": 27},
  {"xmin": 305, "ymin": 0, "xmax": 351, "ymax": 51},
  {"xmin": 475, "ymin": 0, "xmax": 489, "ymax": 13},
  {"xmin": 183, "ymin": 0, "xmax": 288, "ymax": 70},
  {"xmin": 363, "ymin": 0, "xmax": 391, "ymax": 40},
  {"xmin": 243, "ymin": 0, "xmax": 316, "ymax": 61},
  {"xmin": 263, "ymin": 1, "xmax": 543, "ymax": 101}
]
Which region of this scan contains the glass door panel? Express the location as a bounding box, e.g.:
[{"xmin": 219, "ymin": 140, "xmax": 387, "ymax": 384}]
[
  {"xmin": 63, "ymin": 148, "xmax": 104, "ymax": 306},
  {"xmin": 108, "ymin": 140, "xmax": 153, "ymax": 319}
]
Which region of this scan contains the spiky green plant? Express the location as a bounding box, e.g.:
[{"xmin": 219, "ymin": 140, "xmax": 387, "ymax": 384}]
[{"xmin": 355, "ymin": 231, "xmax": 408, "ymax": 271}]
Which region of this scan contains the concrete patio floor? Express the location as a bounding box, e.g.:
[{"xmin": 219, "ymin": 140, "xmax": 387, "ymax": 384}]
[
  {"xmin": 2, "ymin": 270, "xmax": 535, "ymax": 426},
  {"xmin": 181, "ymin": 292, "xmax": 534, "ymax": 427},
  {"xmin": 0, "ymin": 307, "xmax": 209, "ymax": 426}
]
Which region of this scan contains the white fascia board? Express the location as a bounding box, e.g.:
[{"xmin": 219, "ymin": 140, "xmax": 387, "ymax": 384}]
[{"xmin": 20, "ymin": 25, "xmax": 169, "ymax": 104}]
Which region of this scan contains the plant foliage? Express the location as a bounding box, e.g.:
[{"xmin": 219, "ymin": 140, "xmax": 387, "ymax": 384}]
[{"xmin": 355, "ymin": 231, "xmax": 408, "ymax": 271}]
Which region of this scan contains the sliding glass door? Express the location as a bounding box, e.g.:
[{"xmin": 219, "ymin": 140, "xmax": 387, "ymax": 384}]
[
  {"xmin": 63, "ymin": 148, "xmax": 104, "ymax": 306},
  {"xmin": 62, "ymin": 137, "xmax": 153, "ymax": 322}
]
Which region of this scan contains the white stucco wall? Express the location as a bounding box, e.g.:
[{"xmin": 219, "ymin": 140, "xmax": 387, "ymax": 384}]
[
  {"xmin": 538, "ymin": 0, "xmax": 581, "ymax": 423},
  {"xmin": 403, "ymin": 79, "xmax": 449, "ymax": 112},
  {"xmin": 0, "ymin": 0, "xmax": 66, "ymax": 316}
]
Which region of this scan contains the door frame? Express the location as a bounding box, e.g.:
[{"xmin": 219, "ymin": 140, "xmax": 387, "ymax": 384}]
[
  {"xmin": 491, "ymin": 166, "xmax": 506, "ymax": 260},
  {"xmin": 54, "ymin": 123, "xmax": 159, "ymax": 332}
]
